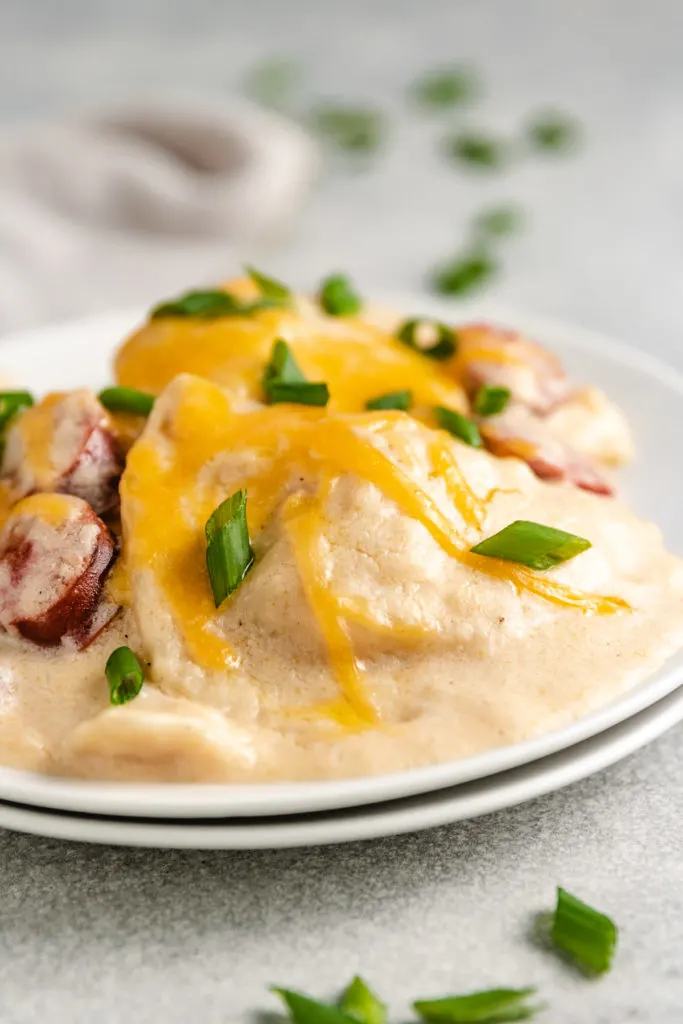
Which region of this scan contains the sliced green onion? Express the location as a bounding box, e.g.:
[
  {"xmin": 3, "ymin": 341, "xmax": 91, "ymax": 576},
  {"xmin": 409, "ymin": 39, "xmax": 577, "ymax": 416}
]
[
  {"xmin": 473, "ymin": 385, "xmax": 511, "ymax": 417},
  {"xmin": 443, "ymin": 132, "xmax": 509, "ymax": 170},
  {"xmin": 244, "ymin": 56, "xmax": 303, "ymax": 111},
  {"xmin": 365, "ymin": 390, "xmax": 412, "ymax": 412},
  {"xmin": 205, "ymin": 490, "xmax": 254, "ymax": 608},
  {"xmin": 339, "ymin": 977, "xmax": 387, "ymax": 1024},
  {"xmin": 310, "ymin": 106, "xmax": 383, "ymax": 155},
  {"xmin": 430, "ymin": 251, "xmax": 498, "ymax": 297},
  {"xmin": 98, "ymin": 386, "xmax": 155, "ymax": 417},
  {"xmin": 150, "ymin": 288, "xmax": 284, "ymax": 320},
  {"xmin": 414, "ymin": 987, "xmax": 542, "ymax": 1023},
  {"xmin": 319, "ymin": 274, "xmax": 363, "ymax": 316},
  {"xmin": 106, "ymin": 646, "xmax": 145, "ymax": 706},
  {"xmin": 272, "ymin": 987, "xmax": 357, "ymax": 1024},
  {"xmin": 528, "ymin": 113, "xmax": 579, "ymax": 153},
  {"xmin": 0, "ymin": 391, "xmax": 34, "ymax": 432},
  {"xmin": 245, "ymin": 265, "xmax": 292, "ymax": 303},
  {"xmin": 470, "ymin": 520, "xmax": 592, "ymax": 570},
  {"xmin": 435, "ymin": 406, "xmax": 482, "ymax": 448},
  {"xmin": 267, "ymin": 381, "xmax": 330, "ymax": 406},
  {"xmin": 551, "ymin": 887, "xmax": 617, "ymax": 975},
  {"xmin": 262, "ymin": 339, "xmax": 329, "ymax": 406},
  {"xmin": 412, "ymin": 66, "xmax": 479, "ymax": 110},
  {"xmin": 396, "ymin": 319, "xmax": 457, "ymax": 361},
  {"xmin": 474, "ymin": 205, "xmax": 526, "ymax": 239}
]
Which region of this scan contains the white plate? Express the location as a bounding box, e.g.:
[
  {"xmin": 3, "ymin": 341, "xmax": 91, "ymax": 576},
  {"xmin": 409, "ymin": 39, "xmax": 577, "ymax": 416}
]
[
  {"xmin": 1, "ymin": 683, "xmax": 681, "ymax": 848},
  {"xmin": 0, "ymin": 298, "xmax": 681, "ymax": 820}
]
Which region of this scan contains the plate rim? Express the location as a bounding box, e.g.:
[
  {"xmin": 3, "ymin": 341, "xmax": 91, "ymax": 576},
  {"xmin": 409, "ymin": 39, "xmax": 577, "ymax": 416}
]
[{"xmin": 0, "ymin": 297, "xmax": 682, "ymax": 818}]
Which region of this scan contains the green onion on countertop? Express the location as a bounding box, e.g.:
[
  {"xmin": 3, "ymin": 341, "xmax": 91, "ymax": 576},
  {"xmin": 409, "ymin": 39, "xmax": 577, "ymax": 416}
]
[
  {"xmin": 205, "ymin": 490, "xmax": 254, "ymax": 608},
  {"xmin": 474, "ymin": 205, "xmax": 526, "ymax": 240},
  {"xmin": 98, "ymin": 386, "xmax": 155, "ymax": 417},
  {"xmin": 340, "ymin": 977, "xmax": 388, "ymax": 1024},
  {"xmin": 473, "ymin": 385, "xmax": 511, "ymax": 417},
  {"xmin": 272, "ymin": 987, "xmax": 359, "ymax": 1024},
  {"xmin": 414, "ymin": 987, "xmax": 544, "ymax": 1023},
  {"xmin": 527, "ymin": 112, "xmax": 579, "ymax": 154},
  {"xmin": 551, "ymin": 888, "xmax": 617, "ymax": 976},
  {"xmin": 262, "ymin": 339, "xmax": 330, "ymax": 407},
  {"xmin": 411, "ymin": 65, "xmax": 479, "ymax": 111},
  {"xmin": 319, "ymin": 274, "xmax": 363, "ymax": 316},
  {"xmin": 443, "ymin": 132, "xmax": 509, "ymax": 171},
  {"xmin": 365, "ymin": 390, "xmax": 412, "ymax": 412},
  {"xmin": 311, "ymin": 105, "xmax": 384, "ymax": 155},
  {"xmin": 430, "ymin": 251, "xmax": 498, "ymax": 298},
  {"xmin": 434, "ymin": 406, "xmax": 482, "ymax": 448},
  {"xmin": 106, "ymin": 646, "xmax": 145, "ymax": 706},
  {"xmin": 396, "ymin": 319, "xmax": 457, "ymax": 361},
  {"xmin": 470, "ymin": 521, "xmax": 592, "ymax": 570}
]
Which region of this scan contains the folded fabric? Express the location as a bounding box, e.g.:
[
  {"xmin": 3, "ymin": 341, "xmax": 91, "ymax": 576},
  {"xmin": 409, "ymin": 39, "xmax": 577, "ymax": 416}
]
[{"xmin": 0, "ymin": 92, "xmax": 318, "ymax": 332}]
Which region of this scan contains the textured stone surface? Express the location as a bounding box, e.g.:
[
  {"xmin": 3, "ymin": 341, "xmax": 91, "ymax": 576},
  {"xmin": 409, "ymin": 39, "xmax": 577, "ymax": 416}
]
[{"xmin": 1, "ymin": 1, "xmax": 683, "ymax": 1021}]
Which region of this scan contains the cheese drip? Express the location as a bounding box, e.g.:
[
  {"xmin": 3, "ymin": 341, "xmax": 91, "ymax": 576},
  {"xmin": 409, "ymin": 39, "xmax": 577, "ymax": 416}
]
[{"xmin": 121, "ymin": 376, "xmax": 629, "ymax": 723}]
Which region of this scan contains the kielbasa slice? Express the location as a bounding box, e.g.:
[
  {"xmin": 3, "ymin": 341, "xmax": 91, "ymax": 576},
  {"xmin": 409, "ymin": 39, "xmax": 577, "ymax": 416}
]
[
  {"xmin": 0, "ymin": 493, "xmax": 119, "ymax": 648},
  {"xmin": 2, "ymin": 390, "xmax": 123, "ymax": 514},
  {"xmin": 480, "ymin": 407, "xmax": 614, "ymax": 497},
  {"xmin": 455, "ymin": 323, "xmax": 571, "ymax": 415}
]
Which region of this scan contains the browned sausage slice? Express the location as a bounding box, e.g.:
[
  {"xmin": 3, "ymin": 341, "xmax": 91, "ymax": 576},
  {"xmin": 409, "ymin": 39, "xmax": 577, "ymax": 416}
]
[
  {"xmin": 480, "ymin": 406, "xmax": 614, "ymax": 497},
  {"xmin": 455, "ymin": 323, "xmax": 571, "ymax": 415},
  {"xmin": 2, "ymin": 390, "xmax": 123, "ymax": 514},
  {"xmin": 0, "ymin": 494, "xmax": 119, "ymax": 648}
]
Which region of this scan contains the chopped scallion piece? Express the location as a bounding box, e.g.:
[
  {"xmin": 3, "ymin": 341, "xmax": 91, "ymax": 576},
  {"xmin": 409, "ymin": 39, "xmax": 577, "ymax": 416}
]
[
  {"xmin": 431, "ymin": 251, "xmax": 498, "ymax": 297},
  {"xmin": 245, "ymin": 265, "xmax": 292, "ymax": 303},
  {"xmin": 0, "ymin": 391, "xmax": 34, "ymax": 432},
  {"xmin": 319, "ymin": 274, "xmax": 363, "ymax": 316},
  {"xmin": 262, "ymin": 340, "xmax": 329, "ymax": 406},
  {"xmin": 98, "ymin": 386, "xmax": 155, "ymax": 417},
  {"xmin": 473, "ymin": 385, "xmax": 511, "ymax": 417},
  {"xmin": 474, "ymin": 205, "xmax": 525, "ymax": 239},
  {"xmin": 244, "ymin": 56, "xmax": 303, "ymax": 110},
  {"xmin": 470, "ymin": 521, "xmax": 592, "ymax": 570},
  {"xmin": 106, "ymin": 646, "xmax": 145, "ymax": 706},
  {"xmin": 272, "ymin": 987, "xmax": 357, "ymax": 1024},
  {"xmin": 412, "ymin": 66, "xmax": 479, "ymax": 110},
  {"xmin": 151, "ymin": 288, "xmax": 285, "ymax": 320},
  {"xmin": 551, "ymin": 887, "xmax": 617, "ymax": 975},
  {"xmin": 443, "ymin": 132, "xmax": 509, "ymax": 170},
  {"xmin": 267, "ymin": 381, "xmax": 330, "ymax": 406},
  {"xmin": 205, "ymin": 490, "xmax": 254, "ymax": 608},
  {"xmin": 414, "ymin": 987, "xmax": 543, "ymax": 1023},
  {"xmin": 365, "ymin": 390, "xmax": 412, "ymax": 412},
  {"xmin": 528, "ymin": 113, "xmax": 579, "ymax": 153},
  {"xmin": 340, "ymin": 977, "xmax": 387, "ymax": 1024},
  {"xmin": 435, "ymin": 406, "xmax": 482, "ymax": 448},
  {"xmin": 396, "ymin": 319, "xmax": 457, "ymax": 361},
  {"xmin": 310, "ymin": 105, "xmax": 383, "ymax": 154}
]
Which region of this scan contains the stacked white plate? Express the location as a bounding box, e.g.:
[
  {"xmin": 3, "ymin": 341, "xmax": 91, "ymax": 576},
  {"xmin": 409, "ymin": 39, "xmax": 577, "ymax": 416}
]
[{"xmin": 0, "ymin": 298, "xmax": 681, "ymax": 849}]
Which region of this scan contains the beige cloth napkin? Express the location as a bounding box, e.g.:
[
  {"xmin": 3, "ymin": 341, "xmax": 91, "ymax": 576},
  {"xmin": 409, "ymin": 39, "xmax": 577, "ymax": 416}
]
[{"xmin": 0, "ymin": 93, "xmax": 317, "ymax": 332}]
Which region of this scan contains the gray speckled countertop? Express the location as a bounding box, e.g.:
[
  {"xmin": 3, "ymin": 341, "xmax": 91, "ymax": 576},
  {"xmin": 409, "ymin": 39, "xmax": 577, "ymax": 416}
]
[{"xmin": 1, "ymin": 1, "xmax": 683, "ymax": 1021}]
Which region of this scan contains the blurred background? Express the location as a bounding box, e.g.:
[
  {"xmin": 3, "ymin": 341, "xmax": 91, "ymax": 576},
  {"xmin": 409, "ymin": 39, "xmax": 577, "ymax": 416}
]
[{"xmin": 0, "ymin": 0, "xmax": 681, "ymax": 363}]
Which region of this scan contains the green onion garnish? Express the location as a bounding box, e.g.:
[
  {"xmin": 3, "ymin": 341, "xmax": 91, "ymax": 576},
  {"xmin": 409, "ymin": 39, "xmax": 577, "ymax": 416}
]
[
  {"xmin": 365, "ymin": 390, "xmax": 412, "ymax": 412},
  {"xmin": 0, "ymin": 391, "xmax": 34, "ymax": 432},
  {"xmin": 150, "ymin": 287, "xmax": 286, "ymax": 320},
  {"xmin": 98, "ymin": 386, "xmax": 155, "ymax": 417},
  {"xmin": 262, "ymin": 339, "xmax": 329, "ymax": 407},
  {"xmin": 245, "ymin": 265, "xmax": 292, "ymax": 304},
  {"xmin": 474, "ymin": 205, "xmax": 525, "ymax": 239},
  {"xmin": 272, "ymin": 987, "xmax": 357, "ymax": 1024},
  {"xmin": 551, "ymin": 887, "xmax": 617, "ymax": 975},
  {"xmin": 267, "ymin": 381, "xmax": 330, "ymax": 406},
  {"xmin": 435, "ymin": 406, "xmax": 482, "ymax": 448},
  {"xmin": 396, "ymin": 319, "xmax": 457, "ymax": 361},
  {"xmin": 340, "ymin": 977, "xmax": 387, "ymax": 1024},
  {"xmin": 106, "ymin": 646, "xmax": 145, "ymax": 706},
  {"xmin": 412, "ymin": 66, "xmax": 479, "ymax": 110},
  {"xmin": 528, "ymin": 113, "xmax": 579, "ymax": 153},
  {"xmin": 470, "ymin": 521, "xmax": 592, "ymax": 570},
  {"xmin": 414, "ymin": 987, "xmax": 543, "ymax": 1023},
  {"xmin": 310, "ymin": 105, "xmax": 383, "ymax": 155},
  {"xmin": 319, "ymin": 274, "xmax": 363, "ymax": 316},
  {"xmin": 205, "ymin": 490, "xmax": 254, "ymax": 608},
  {"xmin": 430, "ymin": 251, "xmax": 498, "ymax": 297},
  {"xmin": 244, "ymin": 56, "xmax": 302, "ymax": 111},
  {"xmin": 473, "ymin": 385, "xmax": 511, "ymax": 417},
  {"xmin": 443, "ymin": 132, "xmax": 509, "ymax": 170}
]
